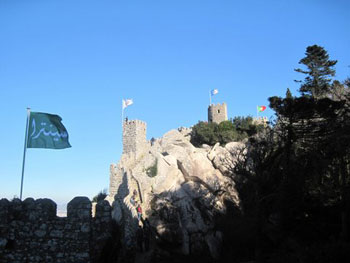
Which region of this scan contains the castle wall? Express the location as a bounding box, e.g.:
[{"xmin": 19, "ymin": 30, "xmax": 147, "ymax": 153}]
[
  {"xmin": 0, "ymin": 197, "xmax": 112, "ymax": 263},
  {"xmin": 253, "ymin": 116, "xmax": 268, "ymax": 126},
  {"xmin": 109, "ymin": 119, "xmax": 149, "ymax": 202},
  {"xmin": 109, "ymin": 163, "xmax": 124, "ymax": 198},
  {"xmin": 208, "ymin": 103, "xmax": 228, "ymax": 124}
]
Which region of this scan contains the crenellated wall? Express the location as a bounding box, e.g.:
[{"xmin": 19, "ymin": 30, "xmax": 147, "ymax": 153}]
[
  {"xmin": 0, "ymin": 197, "xmax": 112, "ymax": 263},
  {"xmin": 253, "ymin": 116, "xmax": 268, "ymax": 126}
]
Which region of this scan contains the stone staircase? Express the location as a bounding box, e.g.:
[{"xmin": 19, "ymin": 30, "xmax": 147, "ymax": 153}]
[
  {"xmin": 123, "ymin": 174, "xmax": 139, "ymax": 219},
  {"xmin": 110, "ymin": 153, "xmax": 150, "ymax": 250},
  {"xmin": 119, "ymin": 171, "xmax": 146, "ymax": 249},
  {"xmin": 123, "ymin": 153, "xmax": 146, "ymax": 215}
]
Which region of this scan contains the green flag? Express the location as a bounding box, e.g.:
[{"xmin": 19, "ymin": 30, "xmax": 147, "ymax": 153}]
[{"xmin": 27, "ymin": 112, "xmax": 71, "ymax": 149}]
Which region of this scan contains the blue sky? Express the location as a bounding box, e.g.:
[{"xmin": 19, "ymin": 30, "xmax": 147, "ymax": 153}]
[{"xmin": 1, "ymin": 0, "xmax": 349, "ymax": 205}]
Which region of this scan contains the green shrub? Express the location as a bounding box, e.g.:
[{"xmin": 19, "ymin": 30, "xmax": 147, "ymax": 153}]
[
  {"xmin": 190, "ymin": 117, "xmax": 264, "ymax": 147},
  {"xmin": 92, "ymin": 188, "xmax": 108, "ymax": 202},
  {"xmin": 190, "ymin": 121, "xmax": 218, "ymax": 146},
  {"xmin": 146, "ymin": 160, "xmax": 158, "ymax": 177}
]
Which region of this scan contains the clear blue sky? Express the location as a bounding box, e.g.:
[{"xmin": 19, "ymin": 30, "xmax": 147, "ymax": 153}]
[{"xmin": 1, "ymin": 0, "xmax": 349, "ymax": 205}]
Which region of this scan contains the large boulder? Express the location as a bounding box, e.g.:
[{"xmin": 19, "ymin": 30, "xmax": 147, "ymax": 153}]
[
  {"xmin": 207, "ymin": 141, "xmax": 245, "ymax": 175},
  {"xmin": 110, "ymin": 127, "xmax": 242, "ymax": 260}
]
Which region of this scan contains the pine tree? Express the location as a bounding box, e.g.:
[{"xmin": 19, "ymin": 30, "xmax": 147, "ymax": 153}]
[{"xmin": 295, "ymin": 45, "xmax": 337, "ymax": 99}]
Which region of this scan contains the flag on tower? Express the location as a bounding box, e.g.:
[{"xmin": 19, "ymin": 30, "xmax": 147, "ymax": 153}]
[
  {"xmin": 211, "ymin": 89, "xmax": 219, "ymax": 96},
  {"xmin": 257, "ymin": 106, "xmax": 267, "ymax": 112},
  {"xmin": 122, "ymin": 99, "xmax": 133, "ymax": 109}
]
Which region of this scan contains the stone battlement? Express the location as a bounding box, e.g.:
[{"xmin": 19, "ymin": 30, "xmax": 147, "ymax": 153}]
[
  {"xmin": 124, "ymin": 119, "xmax": 147, "ymax": 126},
  {"xmin": 209, "ymin": 102, "xmax": 227, "ymax": 107},
  {"xmin": 0, "ymin": 197, "xmax": 112, "ymax": 263},
  {"xmin": 0, "ymin": 197, "xmax": 110, "ymax": 221},
  {"xmin": 253, "ymin": 116, "xmax": 268, "ymax": 126}
]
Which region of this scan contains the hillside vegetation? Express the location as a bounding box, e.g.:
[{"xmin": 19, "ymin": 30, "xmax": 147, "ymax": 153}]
[{"xmin": 190, "ymin": 117, "xmax": 265, "ymax": 147}]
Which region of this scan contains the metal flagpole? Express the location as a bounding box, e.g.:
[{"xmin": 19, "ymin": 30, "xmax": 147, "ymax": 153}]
[
  {"xmin": 20, "ymin": 107, "xmax": 31, "ymax": 200},
  {"xmin": 209, "ymin": 91, "xmax": 211, "ymax": 105},
  {"xmin": 122, "ymin": 99, "xmax": 124, "ymax": 127}
]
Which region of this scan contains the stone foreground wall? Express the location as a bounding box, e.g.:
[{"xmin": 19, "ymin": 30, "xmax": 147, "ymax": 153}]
[{"xmin": 0, "ymin": 197, "xmax": 112, "ymax": 263}]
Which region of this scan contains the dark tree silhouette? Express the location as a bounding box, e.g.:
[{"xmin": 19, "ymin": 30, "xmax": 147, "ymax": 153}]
[
  {"xmin": 225, "ymin": 46, "xmax": 350, "ymax": 262},
  {"xmin": 295, "ymin": 45, "xmax": 337, "ymax": 99}
]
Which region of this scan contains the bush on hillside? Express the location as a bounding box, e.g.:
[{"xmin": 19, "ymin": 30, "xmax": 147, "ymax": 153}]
[
  {"xmin": 146, "ymin": 160, "xmax": 158, "ymax": 178},
  {"xmin": 92, "ymin": 188, "xmax": 108, "ymax": 202},
  {"xmin": 232, "ymin": 116, "xmax": 265, "ymax": 137},
  {"xmin": 190, "ymin": 117, "xmax": 264, "ymax": 147}
]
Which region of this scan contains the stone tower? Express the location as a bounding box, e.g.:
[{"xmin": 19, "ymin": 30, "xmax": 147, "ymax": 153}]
[
  {"xmin": 122, "ymin": 120, "xmax": 147, "ymax": 159},
  {"xmin": 208, "ymin": 103, "xmax": 228, "ymax": 124}
]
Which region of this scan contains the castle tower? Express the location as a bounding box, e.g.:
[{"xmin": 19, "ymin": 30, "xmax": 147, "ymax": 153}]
[
  {"xmin": 208, "ymin": 103, "xmax": 228, "ymax": 124},
  {"xmin": 122, "ymin": 120, "xmax": 147, "ymax": 159}
]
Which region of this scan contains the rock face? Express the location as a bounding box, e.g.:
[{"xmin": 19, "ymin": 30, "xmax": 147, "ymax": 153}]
[{"xmin": 109, "ymin": 127, "xmax": 245, "ymax": 259}]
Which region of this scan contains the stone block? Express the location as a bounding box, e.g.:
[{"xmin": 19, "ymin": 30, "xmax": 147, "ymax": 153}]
[
  {"xmin": 0, "ymin": 198, "xmax": 9, "ymax": 223},
  {"xmin": 67, "ymin": 197, "xmax": 91, "ymax": 220},
  {"xmin": 34, "ymin": 199, "xmax": 57, "ymax": 220},
  {"xmin": 95, "ymin": 200, "xmax": 111, "ymax": 218}
]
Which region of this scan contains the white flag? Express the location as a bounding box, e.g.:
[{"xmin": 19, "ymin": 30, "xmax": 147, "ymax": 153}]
[
  {"xmin": 122, "ymin": 99, "xmax": 133, "ymax": 109},
  {"xmin": 211, "ymin": 89, "xmax": 218, "ymax": 96}
]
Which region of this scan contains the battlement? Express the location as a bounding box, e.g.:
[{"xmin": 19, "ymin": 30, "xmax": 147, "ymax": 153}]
[
  {"xmin": 124, "ymin": 119, "xmax": 147, "ymax": 126},
  {"xmin": 253, "ymin": 116, "xmax": 268, "ymax": 126},
  {"xmin": 0, "ymin": 197, "xmax": 111, "ymax": 221},
  {"xmin": 208, "ymin": 103, "xmax": 228, "ymax": 124},
  {"xmin": 210, "ymin": 102, "xmax": 227, "ymax": 107}
]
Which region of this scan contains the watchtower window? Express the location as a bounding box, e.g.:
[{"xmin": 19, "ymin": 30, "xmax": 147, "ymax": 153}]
[{"xmin": 217, "ymin": 109, "xmax": 220, "ymax": 113}]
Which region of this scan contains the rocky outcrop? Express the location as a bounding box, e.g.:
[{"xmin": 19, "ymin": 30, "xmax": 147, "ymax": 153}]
[{"xmin": 109, "ymin": 128, "xmax": 245, "ymax": 260}]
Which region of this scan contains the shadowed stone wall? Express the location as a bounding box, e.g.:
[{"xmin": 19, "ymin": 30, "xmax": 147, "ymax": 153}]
[
  {"xmin": 0, "ymin": 197, "xmax": 112, "ymax": 263},
  {"xmin": 109, "ymin": 163, "xmax": 124, "ymax": 199}
]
